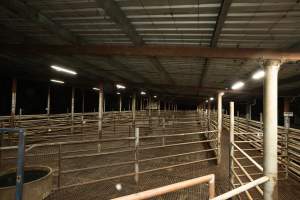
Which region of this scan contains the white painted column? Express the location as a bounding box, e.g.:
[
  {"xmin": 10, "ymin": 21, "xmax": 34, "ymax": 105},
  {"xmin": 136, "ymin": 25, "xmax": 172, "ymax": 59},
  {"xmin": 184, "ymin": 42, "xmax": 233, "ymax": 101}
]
[
  {"xmin": 283, "ymin": 98, "xmax": 291, "ymax": 128},
  {"xmin": 98, "ymin": 82, "xmax": 104, "ymax": 152},
  {"xmin": 119, "ymin": 95, "xmax": 122, "ymax": 112},
  {"xmin": 217, "ymin": 92, "xmax": 224, "ymax": 165},
  {"xmin": 229, "ymin": 101, "xmax": 235, "ymax": 189},
  {"xmin": 11, "ymin": 78, "xmax": 17, "ymax": 127},
  {"xmin": 47, "ymin": 86, "xmax": 51, "ymax": 127},
  {"xmin": 71, "ymin": 87, "xmax": 75, "ymax": 134},
  {"xmin": 207, "ymin": 100, "xmax": 211, "ymax": 131},
  {"xmin": 132, "ymin": 93, "xmax": 136, "ymax": 128},
  {"xmin": 47, "ymin": 86, "xmax": 51, "ymax": 116},
  {"xmin": 263, "ymin": 60, "xmax": 280, "ymax": 200},
  {"xmin": 134, "ymin": 127, "xmax": 139, "ymax": 184}
]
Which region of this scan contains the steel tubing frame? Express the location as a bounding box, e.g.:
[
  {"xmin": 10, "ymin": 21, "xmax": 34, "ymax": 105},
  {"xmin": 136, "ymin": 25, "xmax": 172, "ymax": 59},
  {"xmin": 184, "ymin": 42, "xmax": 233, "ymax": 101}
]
[{"xmin": 111, "ymin": 174, "xmax": 215, "ymax": 200}]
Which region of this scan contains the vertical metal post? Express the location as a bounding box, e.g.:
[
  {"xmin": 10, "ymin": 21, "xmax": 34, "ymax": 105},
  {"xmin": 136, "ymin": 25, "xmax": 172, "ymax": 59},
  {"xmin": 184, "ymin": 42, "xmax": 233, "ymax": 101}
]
[
  {"xmin": 71, "ymin": 87, "xmax": 75, "ymax": 134},
  {"xmin": 11, "ymin": 78, "xmax": 17, "ymax": 127},
  {"xmin": 58, "ymin": 143, "xmax": 62, "ymax": 188},
  {"xmin": 263, "ymin": 61, "xmax": 280, "ymax": 200},
  {"xmin": 207, "ymin": 100, "xmax": 211, "ymax": 131},
  {"xmin": 148, "ymin": 96, "xmax": 152, "ymax": 128},
  {"xmin": 229, "ymin": 102, "xmax": 235, "ymax": 190},
  {"xmin": 16, "ymin": 129, "xmax": 25, "ymax": 200},
  {"xmin": 283, "ymin": 98, "xmax": 290, "ymax": 129},
  {"xmin": 217, "ymin": 92, "xmax": 223, "ymax": 165},
  {"xmin": 158, "ymin": 100, "xmax": 161, "ymax": 124},
  {"xmin": 237, "ymin": 111, "xmax": 240, "ymax": 132},
  {"xmin": 140, "ymin": 96, "xmax": 143, "ymax": 110},
  {"xmin": 260, "ymin": 112, "xmax": 263, "ymax": 132},
  {"xmin": 104, "ymin": 96, "xmax": 106, "ymax": 112},
  {"xmin": 134, "ymin": 127, "xmax": 139, "ymax": 184},
  {"xmin": 98, "ymin": 82, "xmax": 104, "ymax": 152},
  {"xmin": 132, "ymin": 93, "xmax": 136, "ymax": 129},
  {"xmin": 283, "ymin": 98, "xmax": 290, "ymax": 179},
  {"xmin": 47, "ymin": 86, "xmax": 51, "ymax": 118},
  {"xmin": 119, "ymin": 95, "xmax": 122, "ymax": 112},
  {"xmin": 128, "ymin": 97, "xmax": 131, "ymax": 111},
  {"xmin": 81, "ymin": 90, "xmax": 85, "ymax": 134}
]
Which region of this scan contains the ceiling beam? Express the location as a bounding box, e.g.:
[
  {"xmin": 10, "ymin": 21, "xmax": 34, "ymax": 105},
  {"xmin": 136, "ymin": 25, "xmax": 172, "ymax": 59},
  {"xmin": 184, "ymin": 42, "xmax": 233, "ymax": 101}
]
[
  {"xmin": 95, "ymin": 0, "xmax": 143, "ymax": 45},
  {"xmin": 148, "ymin": 57, "xmax": 176, "ymax": 86},
  {"xmin": 4, "ymin": 45, "xmax": 300, "ymax": 61},
  {"xmin": 211, "ymin": 0, "xmax": 233, "ymax": 48},
  {"xmin": 0, "ymin": 0, "xmax": 143, "ymax": 85},
  {"xmin": 106, "ymin": 57, "xmax": 154, "ymax": 84},
  {"xmin": 95, "ymin": 1, "xmax": 174, "ymax": 88},
  {"xmin": 198, "ymin": 0, "xmax": 233, "ymax": 90},
  {"xmin": 0, "ymin": 0, "xmax": 81, "ymax": 44},
  {"xmin": 279, "ymin": 74, "xmax": 300, "ymax": 87}
]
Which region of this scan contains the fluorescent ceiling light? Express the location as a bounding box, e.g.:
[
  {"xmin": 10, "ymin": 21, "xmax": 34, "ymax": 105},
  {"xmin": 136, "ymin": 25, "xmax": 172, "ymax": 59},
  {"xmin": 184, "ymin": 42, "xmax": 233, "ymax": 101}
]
[
  {"xmin": 116, "ymin": 84, "xmax": 126, "ymax": 89},
  {"xmin": 252, "ymin": 70, "xmax": 265, "ymax": 80},
  {"xmin": 141, "ymin": 91, "xmax": 146, "ymax": 95},
  {"xmin": 210, "ymin": 97, "xmax": 214, "ymax": 101},
  {"xmin": 116, "ymin": 92, "xmax": 121, "ymax": 95},
  {"xmin": 153, "ymin": 95, "xmax": 157, "ymax": 98},
  {"xmin": 231, "ymin": 81, "xmax": 245, "ymax": 90},
  {"xmin": 205, "ymin": 100, "xmax": 209, "ymax": 103},
  {"xmin": 51, "ymin": 65, "xmax": 77, "ymax": 75},
  {"xmin": 93, "ymin": 87, "xmax": 100, "ymax": 91},
  {"xmin": 50, "ymin": 79, "xmax": 64, "ymax": 84}
]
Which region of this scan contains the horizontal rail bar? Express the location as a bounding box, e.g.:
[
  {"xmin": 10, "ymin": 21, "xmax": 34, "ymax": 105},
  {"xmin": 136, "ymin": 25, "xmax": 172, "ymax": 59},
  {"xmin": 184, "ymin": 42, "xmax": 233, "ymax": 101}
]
[
  {"xmin": 212, "ymin": 176, "xmax": 269, "ymax": 200},
  {"xmin": 111, "ymin": 174, "xmax": 215, "ymax": 200}
]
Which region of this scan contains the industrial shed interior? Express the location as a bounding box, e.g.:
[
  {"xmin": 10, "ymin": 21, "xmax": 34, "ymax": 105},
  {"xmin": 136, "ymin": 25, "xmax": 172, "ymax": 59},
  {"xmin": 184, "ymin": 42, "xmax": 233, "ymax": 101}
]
[{"xmin": 0, "ymin": 0, "xmax": 300, "ymax": 200}]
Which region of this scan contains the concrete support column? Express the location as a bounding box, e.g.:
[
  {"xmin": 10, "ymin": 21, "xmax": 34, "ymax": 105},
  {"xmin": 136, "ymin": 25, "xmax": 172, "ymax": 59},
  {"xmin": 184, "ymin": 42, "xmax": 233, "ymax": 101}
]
[
  {"xmin": 71, "ymin": 87, "xmax": 75, "ymax": 134},
  {"xmin": 263, "ymin": 60, "xmax": 280, "ymax": 200},
  {"xmin": 11, "ymin": 78, "xmax": 17, "ymax": 127},
  {"xmin": 119, "ymin": 95, "xmax": 122, "ymax": 112},
  {"xmin": 217, "ymin": 92, "xmax": 224, "ymax": 164}
]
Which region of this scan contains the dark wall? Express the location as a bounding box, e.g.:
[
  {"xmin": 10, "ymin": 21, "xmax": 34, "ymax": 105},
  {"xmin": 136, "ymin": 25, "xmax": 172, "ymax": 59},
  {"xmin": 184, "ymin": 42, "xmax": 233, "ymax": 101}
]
[{"xmin": 1, "ymin": 78, "xmax": 299, "ymax": 128}]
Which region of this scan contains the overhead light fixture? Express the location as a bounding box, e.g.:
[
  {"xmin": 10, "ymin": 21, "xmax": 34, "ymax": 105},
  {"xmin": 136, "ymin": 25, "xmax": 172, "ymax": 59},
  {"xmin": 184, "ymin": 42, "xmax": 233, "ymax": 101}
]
[
  {"xmin": 153, "ymin": 95, "xmax": 157, "ymax": 98},
  {"xmin": 93, "ymin": 87, "xmax": 100, "ymax": 91},
  {"xmin": 252, "ymin": 70, "xmax": 265, "ymax": 80},
  {"xmin": 51, "ymin": 65, "xmax": 77, "ymax": 75},
  {"xmin": 231, "ymin": 81, "xmax": 245, "ymax": 90},
  {"xmin": 141, "ymin": 91, "xmax": 146, "ymax": 95},
  {"xmin": 50, "ymin": 79, "xmax": 64, "ymax": 84},
  {"xmin": 205, "ymin": 100, "xmax": 209, "ymax": 103},
  {"xmin": 210, "ymin": 97, "xmax": 214, "ymax": 101},
  {"xmin": 116, "ymin": 84, "xmax": 126, "ymax": 89},
  {"xmin": 116, "ymin": 92, "xmax": 121, "ymax": 95}
]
